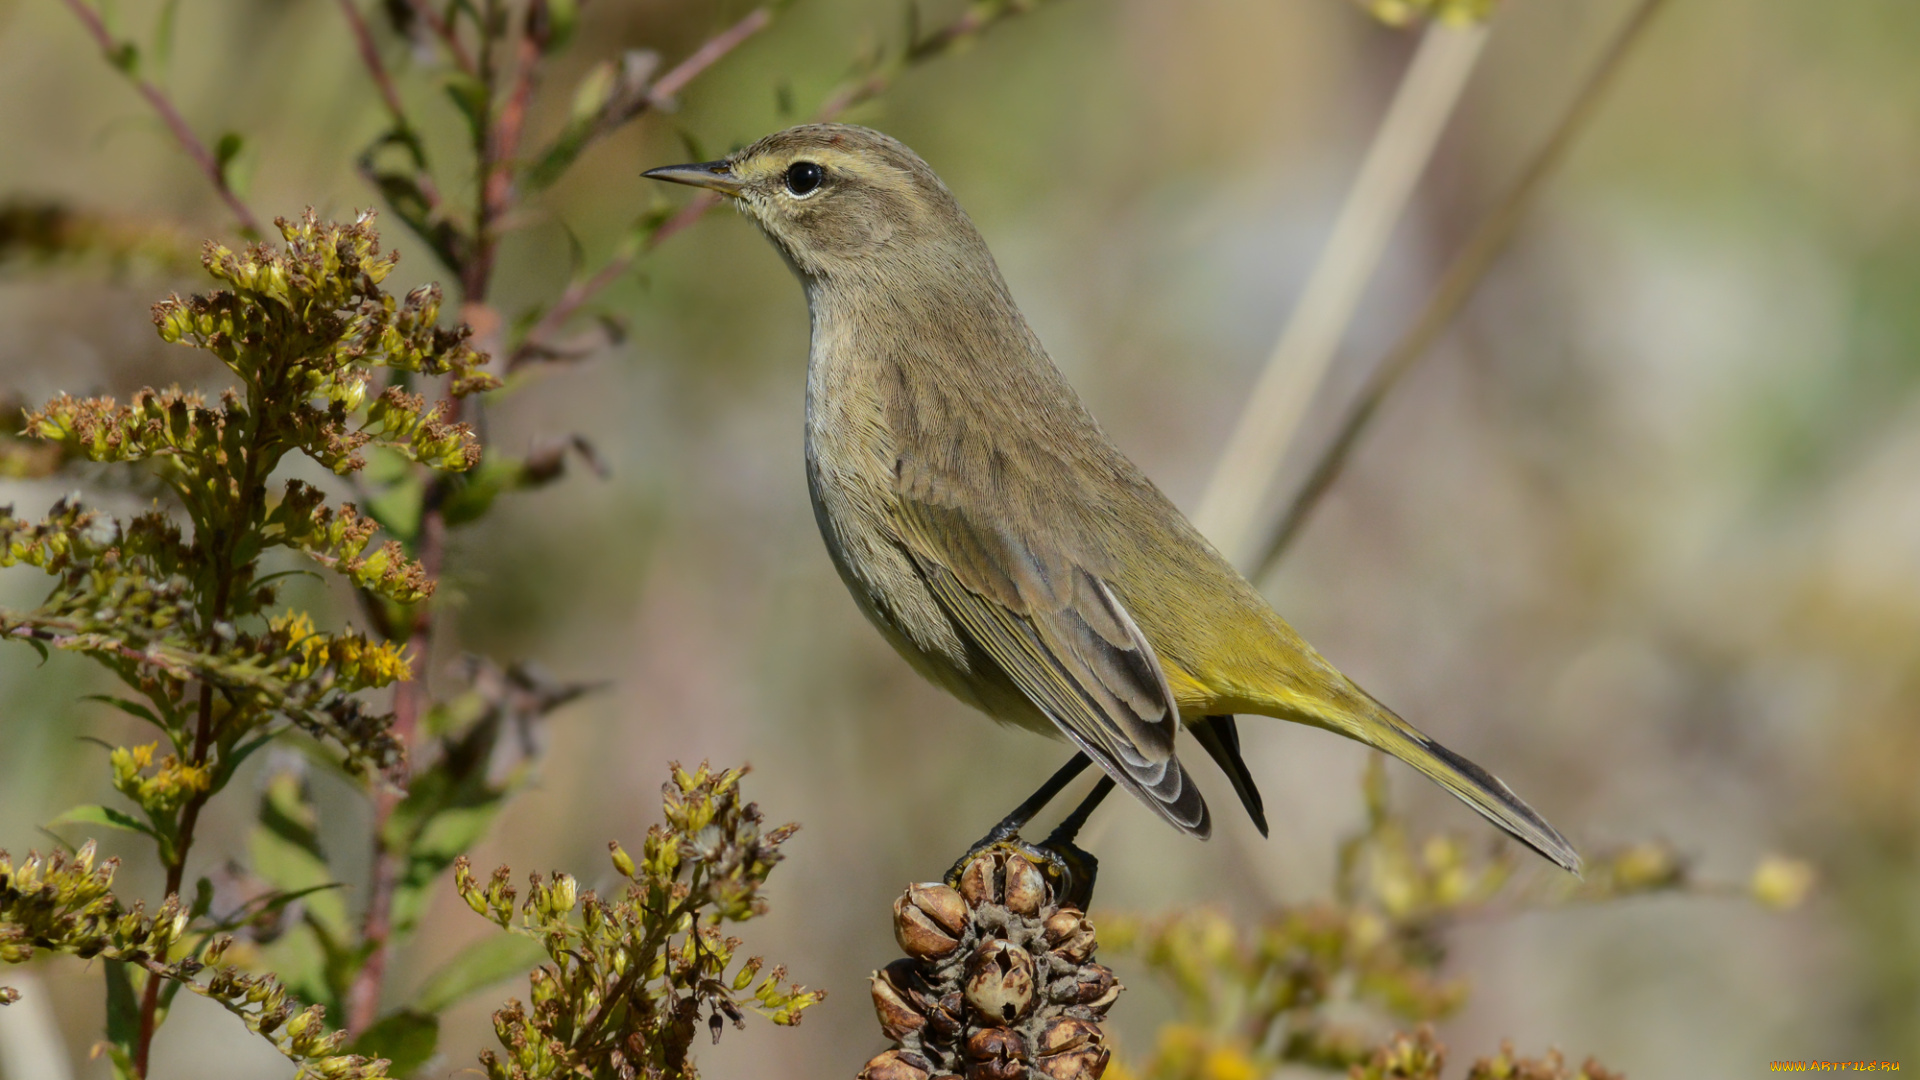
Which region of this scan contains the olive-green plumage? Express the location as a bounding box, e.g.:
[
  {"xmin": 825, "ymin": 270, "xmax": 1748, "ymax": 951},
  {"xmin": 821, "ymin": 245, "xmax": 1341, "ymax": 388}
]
[{"xmin": 644, "ymin": 124, "xmax": 1579, "ymax": 874}]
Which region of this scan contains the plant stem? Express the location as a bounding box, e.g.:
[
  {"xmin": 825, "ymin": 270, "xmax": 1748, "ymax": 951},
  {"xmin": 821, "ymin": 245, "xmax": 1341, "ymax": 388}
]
[
  {"xmin": 348, "ymin": 4, "xmax": 523, "ymax": 1028},
  {"xmin": 338, "ymin": 0, "xmax": 410, "ymax": 126},
  {"xmin": 1249, "ymin": 0, "xmax": 1671, "ymax": 581},
  {"xmin": 130, "ymin": 368, "xmax": 281, "ymax": 1076},
  {"xmin": 57, "ymin": 0, "xmax": 264, "ymax": 238},
  {"xmin": 1192, "ymin": 19, "xmax": 1490, "ymax": 567}
]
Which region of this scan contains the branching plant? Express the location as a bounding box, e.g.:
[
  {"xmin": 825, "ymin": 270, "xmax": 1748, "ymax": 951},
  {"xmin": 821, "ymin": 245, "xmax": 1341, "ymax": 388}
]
[
  {"xmin": 2, "ymin": 1, "xmax": 1060, "ymax": 1076},
  {"xmin": 3, "ymin": 2, "xmax": 1821, "ymax": 1079}
]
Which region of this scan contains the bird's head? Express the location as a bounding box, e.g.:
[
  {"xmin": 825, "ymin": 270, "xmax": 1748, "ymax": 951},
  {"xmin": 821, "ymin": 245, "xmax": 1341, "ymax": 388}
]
[{"xmin": 643, "ymin": 124, "xmax": 981, "ymax": 281}]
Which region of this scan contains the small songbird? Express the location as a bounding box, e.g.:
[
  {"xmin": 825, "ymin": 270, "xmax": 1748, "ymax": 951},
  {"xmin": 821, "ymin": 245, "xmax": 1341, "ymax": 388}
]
[{"xmin": 645, "ymin": 124, "xmax": 1580, "ymax": 874}]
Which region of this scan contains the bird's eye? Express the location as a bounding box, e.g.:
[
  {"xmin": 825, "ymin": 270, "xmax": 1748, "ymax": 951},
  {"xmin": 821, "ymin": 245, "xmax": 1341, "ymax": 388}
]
[{"xmin": 785, "ymin": 161, "xmax": 824, "ymax": 196}]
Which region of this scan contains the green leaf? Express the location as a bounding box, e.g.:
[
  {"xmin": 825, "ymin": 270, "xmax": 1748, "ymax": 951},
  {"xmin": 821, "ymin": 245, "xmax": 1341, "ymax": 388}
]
[
  {"xmin": 412, "ymin": 932, "xmax": 548, "ymax": 1014},
  {"xmin": 390, "ymin": 801, "xmax": 503, "ymax": 934},
  {"xmin": 366, "ymin": 472, "xmax": 426, "ymax": 542},
  {"xmin": 442, "ymin": 73, "xmax": 490, "ymax": 139},
  {"xmin": 351, "ymin": 1009, "xmax": 440, "ymax": 1078},
  {"xmin": 209, "ymin": 728, "xmax": 278, "ymax": 791},
  {"xmin": 437, "ymin": 457, "xmax": 517, "ymax": 528},
  {"xmin": 83, "ymin": 694, "xmax": 164, "ymax": 729},
  {"xmin": 539, "ymin": 0, "xmax": 578, "ymax": 52},
  {"xmin": 51, "ymin": 803, "xmax": 159, "ymax": 841},
  {"xmin": 250, "ymin": 773, "xmax": 348, "ymax": 933},
  {"xmin": 214, "ymin": 133, "xmax": 244, "ymax": 181},
  {"xmin": 108, "ymin": 41, "xmax": 139, "ymax": 75},
  {"xmin": 104, "ymin": 960, "xmax": 140, "ymax": 1078},
  {"xmin": 151, "ymin": 0, "xmax": 181, "ymax": 76}
]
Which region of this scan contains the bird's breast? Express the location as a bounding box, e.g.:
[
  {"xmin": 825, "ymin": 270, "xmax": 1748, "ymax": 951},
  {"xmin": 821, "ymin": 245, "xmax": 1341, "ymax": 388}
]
[{"xmin": 802, "ymin": 323, "xmax": 984, "ymax": 694}]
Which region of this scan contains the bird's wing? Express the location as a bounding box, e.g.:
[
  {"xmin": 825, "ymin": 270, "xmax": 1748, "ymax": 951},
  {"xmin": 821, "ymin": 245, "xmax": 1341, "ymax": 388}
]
[{"xmin": 892, "ymin": 494, "xmax": 1210, "ymax": 837}]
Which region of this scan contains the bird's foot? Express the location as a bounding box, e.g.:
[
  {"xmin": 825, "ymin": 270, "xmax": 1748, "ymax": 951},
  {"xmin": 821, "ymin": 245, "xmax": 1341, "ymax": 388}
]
[{"xmin": 942, "ymin": 831, "xmax": 1100, "ymax": 912}]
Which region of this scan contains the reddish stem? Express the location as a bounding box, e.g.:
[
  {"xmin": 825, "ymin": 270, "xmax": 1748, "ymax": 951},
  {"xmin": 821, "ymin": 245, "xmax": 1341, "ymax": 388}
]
[
  {"xmin": 338, "ymin": 0, "xmax": 410, "ymax": 126},
  {"xmin": 650, "ymin": 7, "xmax": 772, "ymax": 103},
  {"xmin": 58, "ymin": 0, "xmax": 264, "ymax": 237}
]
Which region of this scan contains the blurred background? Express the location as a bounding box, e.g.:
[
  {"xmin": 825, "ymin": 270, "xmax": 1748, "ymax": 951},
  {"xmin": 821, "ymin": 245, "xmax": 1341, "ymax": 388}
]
[{"xmin": 0, "ymin": 0, "xmax": 1914, "ymax": 1075}]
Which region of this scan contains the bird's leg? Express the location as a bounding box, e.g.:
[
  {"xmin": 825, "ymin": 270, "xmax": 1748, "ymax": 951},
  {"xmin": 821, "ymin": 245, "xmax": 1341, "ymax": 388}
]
[
  {"xmin": 1028, "ymin": 776, "xmax": 1115, "ymax": 910},
  {"xmin": 944, "ymin": 754, "xmax": 1107, "ymax": 908},
  {"xmin": 954, "ymin": 752, "xmax": 1091, "ymax": 852}
]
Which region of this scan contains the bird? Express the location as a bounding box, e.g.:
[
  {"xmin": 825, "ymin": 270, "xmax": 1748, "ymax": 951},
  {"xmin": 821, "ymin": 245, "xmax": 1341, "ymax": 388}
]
[{"xmin": 644, "ymin": 124, "xmax": 1580, "ymax": 876}]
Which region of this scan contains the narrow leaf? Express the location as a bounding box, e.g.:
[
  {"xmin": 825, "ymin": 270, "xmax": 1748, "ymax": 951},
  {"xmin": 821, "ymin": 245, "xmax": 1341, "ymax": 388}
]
[
  {"xmin": 351, "ymin": 1009, "xmax": 440, "ymax": 1078},
  {"xmin": 411, "ymin": 932, "xmax": 547, "ymax": 1014},
  {"xmin": 51, "ymin": 804, "xmax": 159, "ymax": 840},
  {"xmin": 82, "ymin": 694, "xmax": 164, "ymax": 729}
]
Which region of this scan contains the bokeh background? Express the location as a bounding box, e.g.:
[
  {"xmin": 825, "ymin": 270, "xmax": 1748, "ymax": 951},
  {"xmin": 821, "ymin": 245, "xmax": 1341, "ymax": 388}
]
[{"xmin": 1, "ymin": 0, "xmax": 1915, "ymax": 1075}]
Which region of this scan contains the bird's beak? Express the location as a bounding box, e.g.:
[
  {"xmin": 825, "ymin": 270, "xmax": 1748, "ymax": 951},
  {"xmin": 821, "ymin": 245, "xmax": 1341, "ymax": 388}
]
[{"xmin": 641, "ymin": 160, "xmax": 744, "ymax": 196}]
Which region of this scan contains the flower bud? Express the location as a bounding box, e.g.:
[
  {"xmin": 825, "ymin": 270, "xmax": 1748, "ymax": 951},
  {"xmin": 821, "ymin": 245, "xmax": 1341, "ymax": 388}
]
[
  {"xmin": 609, "ymin": 842, "xmax": 637, "ymax": 879},
  {"xmin": 1002, "ymin": 855, "xmax": 1047, "ymax": 917},
  {"xmin": 872, "ymin": 961, "xmax": 929, "ymax": 1041},
  {"xmin": 860, "ymin": 1049, "xmax": 933, "ymax": 1080},
  {"xmin": 550, "ymin": 873, "xmax": 578, "ymax": 914},
  {"xmin": 895, "ymin": 895, "xmax": 962, "ymax": 960},
  {"xmin": 1750, "ymin": 855, "xmax": 1816, "ymax": 911},
  {"xmin": 964, "ymin": 939, "xmax": 1035, "ymax": 1024},
  {"xmin": 906, "ymin": 882, "xmax": 969, "ymax": 936}
]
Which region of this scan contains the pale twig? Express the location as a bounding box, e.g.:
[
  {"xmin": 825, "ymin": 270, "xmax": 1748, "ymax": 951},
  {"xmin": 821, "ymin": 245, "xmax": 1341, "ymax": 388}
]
[
  {"xmin": 1250, "ymin": 0, "xmax": 1671, "ymax": 581},
  {"xmin": 57, "ymin": 0, "xmax": 264, "ymax": 237},
  {"xmin": 1193, "ymin": 20, "xmax": 1489, "ymax": 566}
]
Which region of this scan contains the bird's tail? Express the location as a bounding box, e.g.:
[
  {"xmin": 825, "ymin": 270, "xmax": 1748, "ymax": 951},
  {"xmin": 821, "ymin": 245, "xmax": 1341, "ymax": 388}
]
[{"xmin": 1284, "ymin": 688, "xmax": 1582, "ymax": 875}]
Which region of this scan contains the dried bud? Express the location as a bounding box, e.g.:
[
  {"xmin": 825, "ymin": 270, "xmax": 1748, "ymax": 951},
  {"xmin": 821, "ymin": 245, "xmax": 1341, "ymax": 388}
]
[
  {"xmin": 896, "ymin": 895, "xmax": 963, "ymax": 960},
  {"xmin": 1035, "ymin": 1044, "xmax": 1108, "ymax": 1080},
  {"xmin": 1042, "ymin": 908, "xmax": 1097, "ymax": 963},
  {"xmin": 861, "ymin": 1049, "xmax": 933, "ymax": 1080},
  {"xmin": 964, "ymin": 939, "xmax": 1035, "ymax": 1024},
  {"xmin": 873, "ymin": 961, "xmax": 929, "ymax": 1041},
  {"xmin": 965, "ymin": 1027, "xmax": 1028, "ymax": 1080},
  {"xmin": 1051, "ymin": 963, "xmax": 1120, "ymax": 1011},
  {"xmin": 1034, "ymin": 1017, "xmax": 1108, "ymax": 1080},
  {"xmin": 958, "ymin": 853, "xmax": 998, "ymax": 908},
  {"xmin": 906, "ymin": 883, "xmax": 970, "ymax": 935},
  {"xmin": 1034, "ymin": 1017, "xmax": 1100, "ymax": 1053},
  {"xmin": 1002, "ymin": 855, "xmax": 1047, "ymax": 917}
]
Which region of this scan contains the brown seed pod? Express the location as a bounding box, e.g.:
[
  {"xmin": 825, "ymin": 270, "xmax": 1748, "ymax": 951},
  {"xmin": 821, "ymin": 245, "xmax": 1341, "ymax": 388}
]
[
  {"xmin": 1042, "ymin": 908, "xmax": 1097, "ymax": 964},
  {"xmin": 957, "ymin": 852, "xmax": 999, "ymax": 908},
  {"xmin": 1035, "ymin": 1044, "xmax": 1109, "ymax": 1080},
  {"xmin": 861, "ymin": 850, "xmax": 1120, "ymax": 1080},
  {"xmin": 1001, "ymin": 854, "xmax": 1048, "ymax": 916},
  {"xmin": 872, "ymin": 961, "xmax": 929, "ymax": 1041},
  {"xmin": 895, "ymin": 895, "xmax": 962, "ymax": 960},
  {"xmin": 1034, "ymin": 1018, "xmax": 1108, "ymax": 1080},
  {"xmin": 964, "ymin": 938, "xmax": 1036, "ymax": 1024},
  {"xmin": 860, "ymin": 1049, "xmax": 934, "ymax": 1080},
  {"xmin": 964, "ymin": 1027, "xmax": 1029, "ymax": 1080},
  {"xmin": 1051, "ymin": 963, "xmax": 1120, "ymax": 1011},
  {"xmin": 906, "ymin": 882, "xmax": 971, "ymax": 935}
]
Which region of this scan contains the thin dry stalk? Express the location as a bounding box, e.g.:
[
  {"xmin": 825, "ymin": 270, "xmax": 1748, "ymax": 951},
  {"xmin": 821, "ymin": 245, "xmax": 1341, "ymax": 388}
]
[
  {"xmin": 1193, "ymin": 19, "xmax": 1490, "ymax": 567},
  {"xmin": 1250, "ymin": 0, "xmax": 1671, "ymax": 581}
]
